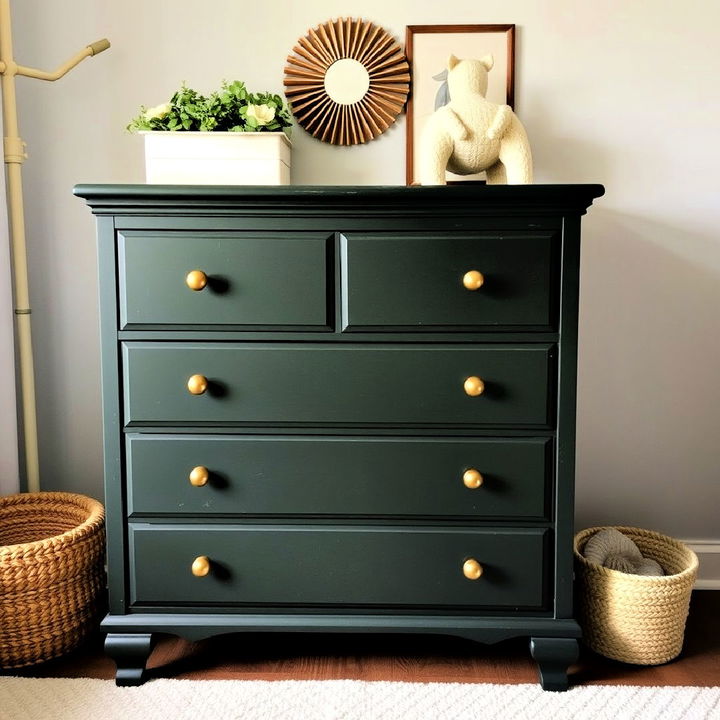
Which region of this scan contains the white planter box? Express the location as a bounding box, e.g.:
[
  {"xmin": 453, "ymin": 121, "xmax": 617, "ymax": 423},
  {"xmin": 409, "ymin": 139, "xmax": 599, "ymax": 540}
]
[{"xmin": 142, "ymin": 131, "xmax": 291, "ymax": 185}]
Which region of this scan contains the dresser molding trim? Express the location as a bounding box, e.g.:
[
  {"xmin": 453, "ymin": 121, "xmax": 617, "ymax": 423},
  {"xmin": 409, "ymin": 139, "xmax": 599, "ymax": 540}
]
[
  {"xmin": 74, "ymin": 184, "xmax": 604, "ymax": 218},
  {"xmin": 102, "ymin": 613, "xmax": 581, "ymax": 644}
]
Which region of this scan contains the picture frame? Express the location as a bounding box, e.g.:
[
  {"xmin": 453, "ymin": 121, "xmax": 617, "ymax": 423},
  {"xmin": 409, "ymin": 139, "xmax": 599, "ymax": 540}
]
[{"xmin": 405, "ymin": 24, "xmax": 515, "ymax": 185}]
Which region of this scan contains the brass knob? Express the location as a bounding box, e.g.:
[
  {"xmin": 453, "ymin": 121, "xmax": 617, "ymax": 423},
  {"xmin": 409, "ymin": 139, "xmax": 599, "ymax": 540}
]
[
  {"xmin": 187, "ymin": 374, "xmax": 208, "ymax": 395},
  {"xmin": 463, "ymin": 469, "xmax": 484, "ymax": 489},
  {"xmin": 463, "ymin": 376, "xmax": 485, "ymax": 396},
  {"xmin": 186, "ymin": 270, "xmax": 208, "ymax": 291},
  {"xmin": 463, "ymin": 558, "xmax": 483, "ymax": 580},
  {"xmin": 189, "ymin": 466, "xmax": 209, "ymax": 487},
  {"xmin": 463, "ymin": 270, "xmax": 484, "ymax": 291},
  {"xmin": 191, "ymin": 556, "xmax": 211, "ymax": 577}
]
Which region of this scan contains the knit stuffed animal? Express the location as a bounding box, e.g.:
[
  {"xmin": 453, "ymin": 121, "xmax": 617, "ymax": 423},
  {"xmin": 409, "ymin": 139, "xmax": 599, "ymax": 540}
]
[{"xmin": 418, "ymin": 54, "xmax": 533, "ymax": 185}]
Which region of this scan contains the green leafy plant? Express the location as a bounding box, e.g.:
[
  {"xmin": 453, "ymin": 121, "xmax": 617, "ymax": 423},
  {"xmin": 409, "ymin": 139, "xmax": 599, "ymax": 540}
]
[{"xmin": 127, "ymin": 80, "xmax": 292, "ymax": 134}]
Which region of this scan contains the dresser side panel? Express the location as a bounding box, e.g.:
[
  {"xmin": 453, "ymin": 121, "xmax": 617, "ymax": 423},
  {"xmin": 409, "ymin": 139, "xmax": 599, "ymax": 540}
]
[
  {"xmin": 554, "ymin": 214, "xmax": 582, "ymax": 619},
  {"xmin": 96, "ymin": 215, "xmax": 127, "ymax": 615}
]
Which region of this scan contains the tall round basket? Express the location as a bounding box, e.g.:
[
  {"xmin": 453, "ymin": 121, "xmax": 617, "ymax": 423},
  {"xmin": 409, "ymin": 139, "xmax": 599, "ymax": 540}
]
[
  {"xmin": 574, "ymin": 526, "xmax": 698, "ymax": 665},
  {"xmin": 0, "ymin": 492, "xmax": 106, "ymax": 668}
]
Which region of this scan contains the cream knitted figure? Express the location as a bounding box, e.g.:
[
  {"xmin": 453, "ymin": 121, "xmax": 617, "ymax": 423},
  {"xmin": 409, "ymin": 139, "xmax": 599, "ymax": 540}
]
[{"xmin": 418, "ymin": 54, "xmax": 533, "ymax": 185}]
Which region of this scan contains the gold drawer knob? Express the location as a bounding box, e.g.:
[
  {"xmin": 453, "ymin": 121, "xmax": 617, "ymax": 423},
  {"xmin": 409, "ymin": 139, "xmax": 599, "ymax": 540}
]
[
  {"xmin": 189, "ymin": 466, "xmax": 209, "ymax": 487},
  {"xmin": 191, "ymin": 556, "xmax": 211, "ymax": 577},
  {"xmin": 462, "ymin": 270, "xmax": 484, "ymax": 290},
  {"xmin": 187, "ymin": 374, "xmax": 208, "ymax": 395},
  {"xmin": 463, "ymin": 558, "xmax": 483, "ymax": 580},
  {"xmin": 463, "ymin": 469, "xmax": 484, "ymax": 489},
  {"xmin": 186, "ymin": 270, "xmax": 208, "ymax": 291},
  {"xmin": 463, "ymin": 376, "xmax": 485, "ymax": 396}
]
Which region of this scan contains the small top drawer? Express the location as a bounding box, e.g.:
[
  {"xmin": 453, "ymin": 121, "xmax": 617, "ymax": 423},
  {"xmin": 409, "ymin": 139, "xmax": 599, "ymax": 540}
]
[
  {"xmin": 118, "ymin": 232, "xmax": 330, "ymax": 329},
  {"xmin": 342, "ymin": 232, "xmax": 557, "ymax": 331}
]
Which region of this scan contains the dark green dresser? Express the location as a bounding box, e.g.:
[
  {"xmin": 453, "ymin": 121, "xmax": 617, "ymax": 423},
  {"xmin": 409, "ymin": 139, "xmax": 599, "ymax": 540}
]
[{"xmin": 75, "ymin": 184, "xmax": 603, "ymax": 690}]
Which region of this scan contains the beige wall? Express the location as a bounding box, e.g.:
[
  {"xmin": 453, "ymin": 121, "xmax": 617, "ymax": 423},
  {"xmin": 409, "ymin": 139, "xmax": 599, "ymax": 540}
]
[{"xmin": 6, "ymin": 1, "xmax": 719, "ymax": 541}]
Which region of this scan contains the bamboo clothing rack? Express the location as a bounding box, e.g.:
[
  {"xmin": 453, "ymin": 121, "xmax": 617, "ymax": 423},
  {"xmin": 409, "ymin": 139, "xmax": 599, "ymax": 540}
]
[{"xmin": 0, "ymin": 0, "xmax": 109, "ymax": 491}]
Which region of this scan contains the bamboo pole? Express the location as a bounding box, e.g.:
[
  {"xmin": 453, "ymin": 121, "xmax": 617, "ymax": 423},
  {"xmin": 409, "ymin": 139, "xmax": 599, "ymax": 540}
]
[{"xmin": 0, "ymin": 0, "xmax": 109, "ymax": 492}]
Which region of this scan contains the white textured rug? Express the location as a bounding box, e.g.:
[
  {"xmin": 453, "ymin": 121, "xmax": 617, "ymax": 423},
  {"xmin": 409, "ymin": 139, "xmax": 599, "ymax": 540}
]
[{"xmin": 0, "ymin": 678, "xmax": 718, "ymax": 720}]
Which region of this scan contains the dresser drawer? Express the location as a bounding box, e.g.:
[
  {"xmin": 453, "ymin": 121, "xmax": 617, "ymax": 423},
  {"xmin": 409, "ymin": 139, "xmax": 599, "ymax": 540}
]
[
  {"xmin": 129, "ymin": 525, "xmax": 548, "ymax": 608},
  {"xmin": 342, "ymin": 233, "xmax": 557, "ymax": 331},
  {"xmin": 123, "ymin": 343, "xmax": 554, "ymax": 427},
  {"xmin": 118, "ymin": 232, "xmax": 330, "ymax": 329},
  {"xmin": 127, "ymin": 435, "xmax": 551, "ymax": 518}
]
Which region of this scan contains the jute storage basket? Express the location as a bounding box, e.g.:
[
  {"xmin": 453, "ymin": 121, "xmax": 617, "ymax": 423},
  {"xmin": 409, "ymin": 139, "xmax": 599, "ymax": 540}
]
[
  {"xmin": 574, "ymin": 526, "xmax": 698, "ymax": 665},
  {"xmin": 0, "ymin": 492, "xmax": 105, "ymax": 668}
]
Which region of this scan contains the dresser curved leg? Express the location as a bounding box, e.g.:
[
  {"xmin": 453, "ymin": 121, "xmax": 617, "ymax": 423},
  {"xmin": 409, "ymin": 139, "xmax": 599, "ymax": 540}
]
[
  {"xmin": 529, "ymin": 637, "xmax": 578, "ymax": 691},
  {"xmin": 105, "ymin": 633, "xmax": 154, "ymax": 686}
]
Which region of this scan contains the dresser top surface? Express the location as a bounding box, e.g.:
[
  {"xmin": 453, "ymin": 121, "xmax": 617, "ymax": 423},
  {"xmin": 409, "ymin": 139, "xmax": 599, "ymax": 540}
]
[{"xmin": 74, "ymin": 184, "xmax": 604, "ymax": 216}]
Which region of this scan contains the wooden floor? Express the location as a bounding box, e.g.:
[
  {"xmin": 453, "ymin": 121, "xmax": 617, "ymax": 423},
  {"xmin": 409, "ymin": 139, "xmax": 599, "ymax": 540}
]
[{"xmin": 11, "ymin": 591, "xmax": 719, "ymax": 687}]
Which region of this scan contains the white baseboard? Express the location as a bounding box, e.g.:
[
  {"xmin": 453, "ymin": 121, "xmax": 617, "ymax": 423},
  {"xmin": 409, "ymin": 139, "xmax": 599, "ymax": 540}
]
[{"xmin": 682, "ymin": 539, "xmax": 720, "ymax": 590}]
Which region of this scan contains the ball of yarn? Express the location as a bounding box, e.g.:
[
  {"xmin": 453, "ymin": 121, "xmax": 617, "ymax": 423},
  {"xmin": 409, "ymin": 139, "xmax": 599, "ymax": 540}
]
[
  {"xmin": 603, "ymin": 553, "xmax": 638, "ymax": 574},
  {"xmin": 582, "ymin": 527, "xmax": 664, "ymax": 576},
  {"xmin": 635, "ymin": 558, "xmax": 665, "ymax": 576},
  {"xmin": 584, "ymin": 528, "xmax": 643, "ymax": 564}
]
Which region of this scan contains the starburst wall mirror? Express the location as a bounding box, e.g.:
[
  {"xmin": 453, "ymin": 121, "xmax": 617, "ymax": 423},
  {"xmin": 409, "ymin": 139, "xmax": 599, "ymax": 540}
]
[{"xmin": 283, "ymin": 18, "xmax": 410, "ymax": 145}]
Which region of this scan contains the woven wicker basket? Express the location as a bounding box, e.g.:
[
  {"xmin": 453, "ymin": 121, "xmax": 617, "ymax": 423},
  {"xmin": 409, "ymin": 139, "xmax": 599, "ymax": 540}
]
[
  {"xmin": 574, "ymin": 526, "xmax": 698, "ymax": 665},
  {"xmin": 0, "ymin": 492, "xmax": 106, "ymax": 668}
]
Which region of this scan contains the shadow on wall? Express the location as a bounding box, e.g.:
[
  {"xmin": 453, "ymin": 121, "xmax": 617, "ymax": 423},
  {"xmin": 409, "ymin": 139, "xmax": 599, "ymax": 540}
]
[
  {"xmin": 532, "ymin": 134, "xmax": 612, "ymax": 185},
  {"xmin": 575, "ymin": 208, "xmax": 720, "ymax": 539},
  {"xmin": 523, "ymin": 93, "xmax": 614, "ymax": 185}
]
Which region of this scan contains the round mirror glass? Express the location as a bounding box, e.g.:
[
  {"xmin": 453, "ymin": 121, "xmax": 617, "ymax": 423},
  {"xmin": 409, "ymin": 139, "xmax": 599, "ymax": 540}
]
[{"xmin": 324, "ymin": 58, "xmax": 370, "ymax": 105}]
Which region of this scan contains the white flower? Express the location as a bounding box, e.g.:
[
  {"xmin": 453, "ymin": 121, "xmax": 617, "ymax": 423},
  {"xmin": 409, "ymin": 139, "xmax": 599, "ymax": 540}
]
[
  {"xmin": 246, "ymin": 103, "xmax": 275, "ymax": 126},
  {"xmin": 144, "ymin": 102, "xmax": 172, "ymax": 120}
]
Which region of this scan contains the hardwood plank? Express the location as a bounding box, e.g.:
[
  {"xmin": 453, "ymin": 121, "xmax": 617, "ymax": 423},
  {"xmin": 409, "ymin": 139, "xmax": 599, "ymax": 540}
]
[{"xmin": 12, "ymin": 590, "xmax": 718, "ymax": 687}]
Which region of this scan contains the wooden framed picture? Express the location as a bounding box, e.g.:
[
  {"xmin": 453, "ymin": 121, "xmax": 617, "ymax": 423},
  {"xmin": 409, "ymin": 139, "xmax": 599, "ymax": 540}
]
[{"xmin": 405, "ymin": 24, "xmax": 515, "ymax": 185}]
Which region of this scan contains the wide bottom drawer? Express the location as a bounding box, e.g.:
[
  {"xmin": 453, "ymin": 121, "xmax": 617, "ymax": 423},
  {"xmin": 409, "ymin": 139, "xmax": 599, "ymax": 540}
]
[{"xmin": 129, "ymin": 525, "xmax": 548, "ymax": 609}]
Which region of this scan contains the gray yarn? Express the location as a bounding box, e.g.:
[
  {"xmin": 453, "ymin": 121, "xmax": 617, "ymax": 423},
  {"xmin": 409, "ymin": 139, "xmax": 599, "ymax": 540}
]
[
  {"xmin": 583, "ymin": 528, "xmax": 665, "ymax": 576},
  {"xmin": 634, "ymin": 557, "xmax": 666, "ymax": 576}
]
